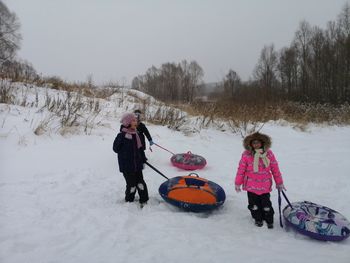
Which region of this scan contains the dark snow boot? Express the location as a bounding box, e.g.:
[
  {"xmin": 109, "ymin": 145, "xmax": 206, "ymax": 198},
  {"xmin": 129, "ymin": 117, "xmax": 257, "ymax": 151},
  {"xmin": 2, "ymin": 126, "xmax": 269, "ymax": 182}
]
[
  {"xmin": 255, "ymin": 220, "xmax": 263, "ymax": 227},
  {"xmin": 267, "ymin": 223, "xmax": 274, "ymax": 229},
  {"xmin": 140, "ymin": 202, "xmax": 147, "ymax": 209},
  {"xmin": 125, "ymin": 186, "xmax": 136, "ymax": 202}
]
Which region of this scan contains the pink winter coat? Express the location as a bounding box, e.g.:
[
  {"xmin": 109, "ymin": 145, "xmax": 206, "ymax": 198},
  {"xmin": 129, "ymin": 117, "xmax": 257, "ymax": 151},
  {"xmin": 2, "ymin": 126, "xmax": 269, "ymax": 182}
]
[{"xmin": 235, "ymin": 149, "xmax": 283, "ymax": 195}]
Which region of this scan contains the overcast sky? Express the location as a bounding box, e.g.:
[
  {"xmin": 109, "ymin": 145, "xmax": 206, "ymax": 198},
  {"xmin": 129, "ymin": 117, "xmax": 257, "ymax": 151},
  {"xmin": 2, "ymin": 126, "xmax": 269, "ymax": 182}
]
[{"xmin": 3, "ymin": 0, "xmax": 348, "ymax": 84}]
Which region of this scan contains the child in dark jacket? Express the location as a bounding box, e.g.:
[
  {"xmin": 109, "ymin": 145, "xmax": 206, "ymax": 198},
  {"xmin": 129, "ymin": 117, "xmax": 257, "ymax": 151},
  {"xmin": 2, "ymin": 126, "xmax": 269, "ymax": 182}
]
[
  {"xmin": 119, "ymin": 110, "xmax": 154, "ymax": 151},
  {"xmin": 134, "ymin": 110, "xmax": 154, "ymax": 150},
  {"xmin": 113, "ymin": 113, "xmax": 149, "ymax": 205}
]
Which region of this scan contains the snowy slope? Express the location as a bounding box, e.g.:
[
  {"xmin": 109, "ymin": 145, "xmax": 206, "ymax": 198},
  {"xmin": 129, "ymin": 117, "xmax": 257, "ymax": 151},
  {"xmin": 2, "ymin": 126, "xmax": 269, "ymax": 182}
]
[{"xmin": 0, "ymin": 83, "xmax": 349, "ymax": 263}]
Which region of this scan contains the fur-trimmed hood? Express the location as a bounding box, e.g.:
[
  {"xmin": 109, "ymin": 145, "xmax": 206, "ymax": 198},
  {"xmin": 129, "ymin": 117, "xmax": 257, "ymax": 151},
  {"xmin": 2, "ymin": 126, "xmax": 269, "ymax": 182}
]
[{"xmin": 243, "ymin": 132, "xmax": 272, "ymax": 151}]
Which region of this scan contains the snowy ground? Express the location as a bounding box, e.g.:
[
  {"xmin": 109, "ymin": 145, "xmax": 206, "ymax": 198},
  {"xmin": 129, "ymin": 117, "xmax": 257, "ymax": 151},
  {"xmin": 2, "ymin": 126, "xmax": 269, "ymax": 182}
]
[{"xmin": 0, "ymin": 86, "xmax": 350, "ymax": 263}]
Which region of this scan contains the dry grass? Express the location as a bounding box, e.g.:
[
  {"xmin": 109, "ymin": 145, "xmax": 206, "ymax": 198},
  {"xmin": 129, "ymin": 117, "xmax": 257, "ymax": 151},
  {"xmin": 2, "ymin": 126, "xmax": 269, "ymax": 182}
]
[
  {"xmin": 0, "ymin": 81, "xmax": 15, "ymax": 104},
  {"xmin": 38, "ymin": 91, "xmax": 102, "ymax": 135},
  {"xmin": 3, "ymin": 76, "xmax": 120, "ymax": 100},
  {"xmin": 189, "ymin": 100, "xmax": 350, "ymax": 125},
  {"xmin": 33, "ymin": 114, "xmax": 55, "ymax": 136},
  {"xmin": 0, "ymin": 80, "xmax": 104, "ymax": 136},
  {"xmin": 123, "ymin": 92, "xmax": 350, "ymax": 136},
  {"xmin": 2, "ymin": 76, "xmax": 350, "ymax": 138},
  {"xmin": 147, "ymin": 106, "xmax": 186, "ymax": 129}
]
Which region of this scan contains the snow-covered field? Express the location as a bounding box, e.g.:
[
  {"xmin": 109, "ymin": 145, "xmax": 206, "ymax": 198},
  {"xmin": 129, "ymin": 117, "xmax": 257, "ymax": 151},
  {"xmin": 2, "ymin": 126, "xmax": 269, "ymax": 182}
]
[{"xmin": 0, "ymin": 84, "xmax": 349, "ymax": 263}]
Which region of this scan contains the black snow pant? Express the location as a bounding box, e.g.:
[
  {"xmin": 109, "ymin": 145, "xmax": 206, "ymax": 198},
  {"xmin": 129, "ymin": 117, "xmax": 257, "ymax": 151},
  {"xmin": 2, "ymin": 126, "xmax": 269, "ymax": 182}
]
[
  {"xmin": 247, "ymin": 192, "xmax": 274, "ymax": 224},
  {"xmin": 123, "ymin": 171, "xmax": 149, "ymax": 204}
]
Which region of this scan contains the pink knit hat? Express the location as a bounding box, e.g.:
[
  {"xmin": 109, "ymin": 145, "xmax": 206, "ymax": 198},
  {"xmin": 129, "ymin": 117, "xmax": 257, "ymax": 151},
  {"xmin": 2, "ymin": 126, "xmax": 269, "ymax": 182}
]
[{"xmin": 121, "ymin": 113, "xmax": 136, "ymax": 127}]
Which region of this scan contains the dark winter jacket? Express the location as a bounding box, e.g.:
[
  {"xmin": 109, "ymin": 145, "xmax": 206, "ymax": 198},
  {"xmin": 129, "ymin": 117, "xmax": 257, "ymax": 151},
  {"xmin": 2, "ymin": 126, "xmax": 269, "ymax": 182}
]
[
  {"xmin": 119, "ymin": 122, "xmax": 152, "ymax": 150},
  {"xmin": 137, "ymin": 122, "xmax": 152, "ymax": 150},
  {"xmin": 113, "ymin": 132, "xmax": 147, "ymax": 173}
]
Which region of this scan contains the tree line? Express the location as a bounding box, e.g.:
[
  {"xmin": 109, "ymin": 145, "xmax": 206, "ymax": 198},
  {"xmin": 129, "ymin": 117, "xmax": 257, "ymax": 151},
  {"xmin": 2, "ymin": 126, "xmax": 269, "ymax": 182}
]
[
  {"xmin": 221, "ymin": 3, "xmax": 350, "ymax": 105},
  {"xmin": 1, "ymin": 0, "xmax": 349, "ymax": 105},
  {"xmin": 134, "ymin": 3, "xmax": 349, "ymax": 105},
  {"xmin": 131, "ymin": 60, "xmax": 204, "ymax": 103}
]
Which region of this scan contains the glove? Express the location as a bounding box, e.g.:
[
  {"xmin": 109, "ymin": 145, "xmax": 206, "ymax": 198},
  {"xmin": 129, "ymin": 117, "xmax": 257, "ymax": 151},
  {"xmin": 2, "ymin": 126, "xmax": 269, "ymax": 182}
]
[
  {"xmin": 276, "ymin": 184, "xmax": 286, "ymax": 191},
  {"xmin": 149, "ymin": 140, "xmax": 155, "ymax": 146},
  {"xmin": 235, "ymin": 185, "xmax": 241, "ymax": 193}
]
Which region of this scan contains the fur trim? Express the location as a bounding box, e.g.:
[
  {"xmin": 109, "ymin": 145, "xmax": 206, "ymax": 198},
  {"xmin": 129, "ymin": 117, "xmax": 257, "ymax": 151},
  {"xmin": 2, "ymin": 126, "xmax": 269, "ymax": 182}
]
[{"xmin": 243, "ymin": 132, "xmax": 272, "ymax": 151}]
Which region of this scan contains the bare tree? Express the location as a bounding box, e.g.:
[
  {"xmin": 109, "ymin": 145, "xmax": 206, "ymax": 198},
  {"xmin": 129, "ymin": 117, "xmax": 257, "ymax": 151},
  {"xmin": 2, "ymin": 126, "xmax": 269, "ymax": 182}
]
[
  {"xmin": 188, "ymin": 61, "xmax": 204, "ymax": 103},
  {"xmin": 338, "ymin": 2, "xmax": 350, "ymax": 36},
  {"xmin": 253, "ymin": 44, "xmax": 279, "ymax": 100},
  {"xmin": 309, "ymin": 26, "xmax": 326, "ymax": 101},
  {"xmin": 131, "ymin": 76, "xmax": 142, "ymax": 90},
  {"xmin": 223, "ymin": 69, "xmax": 241, "ymax": 98},
  {"xmin": 336, "ymin": 3, "xmax": 350, "ymax": 103},
  {"xmin": 133, "ymin": 60, "xmax": 203, "ymax": 103},
  {"xmin": 293, "ymin": 21, "xmax": 312, "ymax": 100},
  {"xmin": 0, "ymin": 59, "xmax": 37, "ymax": 80},
  {"xmin": 0, "ymin": 1, "xmax": 21, "ymax": 64},
  {"xmin": 279, "ymin": 46, "xmax": 298, "ymax": 98},
  {"xmin": 180, "ymin": 60, "xmax": 191, "ymax": 102},
  {"xmin": 86, "ymin": 74, "xmax": 94, "ymax": 89}
]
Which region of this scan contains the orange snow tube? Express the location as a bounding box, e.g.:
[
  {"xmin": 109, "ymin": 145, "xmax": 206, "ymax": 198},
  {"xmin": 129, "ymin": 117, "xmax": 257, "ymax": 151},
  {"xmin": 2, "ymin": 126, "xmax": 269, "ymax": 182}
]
[{"xmin": 159, "ymin": 173, "xmax": 226, "ymax": 212}]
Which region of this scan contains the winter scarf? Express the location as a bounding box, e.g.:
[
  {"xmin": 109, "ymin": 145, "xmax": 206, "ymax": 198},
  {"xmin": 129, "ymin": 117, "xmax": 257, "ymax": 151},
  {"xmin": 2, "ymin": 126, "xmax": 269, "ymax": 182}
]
[
  {"xmin": 253, "ymin": 149, "xmax": 270, "ymax": 172},
  {"xmin": 122, "ymin": 127, "xmax": 143, "ymax": 149}
]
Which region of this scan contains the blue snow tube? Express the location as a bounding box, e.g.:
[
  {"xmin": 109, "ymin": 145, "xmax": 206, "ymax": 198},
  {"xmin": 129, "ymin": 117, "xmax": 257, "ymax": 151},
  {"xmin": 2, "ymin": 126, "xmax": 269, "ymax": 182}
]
[
  {"xmin": 283, "ymin": 201, "xmax": 350, "ymax": 241},
  {"xmin": 159, "ymin": 173, "xmax": 226, "ymax": 212}
]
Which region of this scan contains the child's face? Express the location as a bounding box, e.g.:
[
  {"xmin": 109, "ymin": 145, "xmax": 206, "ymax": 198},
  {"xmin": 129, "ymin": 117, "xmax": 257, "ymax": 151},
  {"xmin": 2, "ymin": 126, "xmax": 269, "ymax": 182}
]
[
  {"xmin": 130, "ymin": 119, "xmax": 138, "ymax": 129},
  {"xmin": 135, "ymin": 113, "xmax": 141, "ymax": 122},
  {"xmin": 251, "ymin": 140, "xmax": 262, "ymax": 149}
]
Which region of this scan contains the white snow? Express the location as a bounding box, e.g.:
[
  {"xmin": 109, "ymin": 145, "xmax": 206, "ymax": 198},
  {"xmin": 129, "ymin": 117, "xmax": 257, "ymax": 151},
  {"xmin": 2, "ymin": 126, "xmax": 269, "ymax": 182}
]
[{"xmin": 0, "ymin": 84, "xmax": 349, "ymax": 263}]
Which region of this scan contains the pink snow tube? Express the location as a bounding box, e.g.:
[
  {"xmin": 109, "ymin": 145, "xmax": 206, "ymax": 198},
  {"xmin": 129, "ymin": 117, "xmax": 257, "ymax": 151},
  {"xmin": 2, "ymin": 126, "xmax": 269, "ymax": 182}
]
[{"xmin": 170, "ymin": 151, "xmax": 207, "ymax": 171}]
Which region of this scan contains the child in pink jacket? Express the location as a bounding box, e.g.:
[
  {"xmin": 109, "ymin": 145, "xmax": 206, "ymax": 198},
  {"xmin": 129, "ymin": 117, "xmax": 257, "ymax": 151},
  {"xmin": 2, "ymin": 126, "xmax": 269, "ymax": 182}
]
[{"xmin": 235, "ymin": 132, "xmax": 285, "ymax": 229}]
